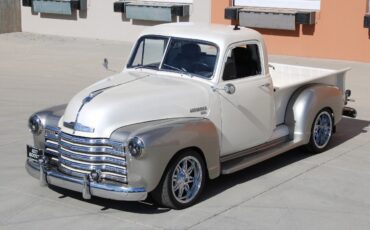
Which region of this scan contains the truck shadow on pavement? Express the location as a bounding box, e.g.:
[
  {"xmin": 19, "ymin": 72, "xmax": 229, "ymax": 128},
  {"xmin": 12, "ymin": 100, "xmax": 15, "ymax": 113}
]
[{"xmin": 49, "ymin": 117, "xmax": 369, "ymax": 213}]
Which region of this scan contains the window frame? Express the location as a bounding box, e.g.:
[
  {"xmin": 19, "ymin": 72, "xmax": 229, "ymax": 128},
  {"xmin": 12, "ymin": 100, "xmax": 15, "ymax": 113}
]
[
  {"xmin": 221, "ymin": 40, "xmax": 265, "ymax": 82},
  {"xmin": 127, "ymin": 35, "xmax": 220, "ymax": 80},
  {"xmin": 127, "ymin": 35, "xmax": 169, "ymax": 69}
]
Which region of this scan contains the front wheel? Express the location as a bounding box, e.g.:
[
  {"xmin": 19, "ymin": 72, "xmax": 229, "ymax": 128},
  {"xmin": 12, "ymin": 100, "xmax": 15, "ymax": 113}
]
[
  {"xmin": 151, "ymin": 150, "xmax": 206, "ymax": 209},
  {"xmin": 306, "ymin": 109, "xmax": 334, "ymax": 153}
]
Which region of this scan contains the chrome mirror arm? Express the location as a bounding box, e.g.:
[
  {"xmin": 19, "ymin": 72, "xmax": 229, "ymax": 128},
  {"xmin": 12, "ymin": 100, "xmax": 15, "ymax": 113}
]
[{"xmin": 211, "ymin": 83, "xmax": 236, "ymax": 94}]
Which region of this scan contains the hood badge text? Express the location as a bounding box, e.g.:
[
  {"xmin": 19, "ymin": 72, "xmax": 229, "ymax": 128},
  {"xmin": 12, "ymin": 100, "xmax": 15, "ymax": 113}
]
[{"xmin": 190, "ymin": 106, "xmax": 208, "ymax": 115}]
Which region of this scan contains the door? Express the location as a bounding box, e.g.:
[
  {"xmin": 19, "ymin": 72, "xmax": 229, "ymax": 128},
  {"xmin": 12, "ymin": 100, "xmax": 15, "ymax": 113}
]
[{"xmin": 218, "ymin": 42, "xmax": 275, "ymax": 156}]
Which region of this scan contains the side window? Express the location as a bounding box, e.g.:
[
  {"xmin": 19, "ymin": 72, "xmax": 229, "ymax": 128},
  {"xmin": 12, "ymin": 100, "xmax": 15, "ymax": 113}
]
[{"xmin": 222, "ymin": 44, "xmax": 262, "ymax": 81}]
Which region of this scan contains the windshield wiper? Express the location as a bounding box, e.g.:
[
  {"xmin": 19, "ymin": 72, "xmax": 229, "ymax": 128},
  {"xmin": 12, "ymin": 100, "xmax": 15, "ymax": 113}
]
[
  {"xmin": 134, "ymin": 63, "xmax": 159, "ymax": 70},
  {"xmin": 162, "ymin": 63, "xmax": 192, "ymax": 77}
]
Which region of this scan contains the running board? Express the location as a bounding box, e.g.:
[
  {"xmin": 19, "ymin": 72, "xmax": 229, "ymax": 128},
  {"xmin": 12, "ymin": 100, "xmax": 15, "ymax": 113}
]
[{"xmin": 221, "ymin": 138, "xmax": 304, "ymax": 175}]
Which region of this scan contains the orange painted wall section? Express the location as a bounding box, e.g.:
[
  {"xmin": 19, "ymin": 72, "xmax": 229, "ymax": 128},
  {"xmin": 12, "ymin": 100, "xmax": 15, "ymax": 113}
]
[{"xmin": 211, "ymin": 0, "xmax": 370, "ymax": 62}]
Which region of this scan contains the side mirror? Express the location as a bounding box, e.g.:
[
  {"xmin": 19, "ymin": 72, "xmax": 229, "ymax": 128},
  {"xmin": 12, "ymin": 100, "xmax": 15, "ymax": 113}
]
[
  {"xmin": 224, "ymin": 83, "xmax": 236, "ymax": 94},
  {"xmin": 103, "ymin": 58, "xmax": 109, "ymax": 70}
]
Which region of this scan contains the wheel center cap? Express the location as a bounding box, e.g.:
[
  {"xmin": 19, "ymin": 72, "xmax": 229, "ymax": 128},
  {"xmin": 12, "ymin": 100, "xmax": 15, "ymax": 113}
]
[{"xmin": 178, "ymin": 170, "xmax": 186, "ymax": 183}]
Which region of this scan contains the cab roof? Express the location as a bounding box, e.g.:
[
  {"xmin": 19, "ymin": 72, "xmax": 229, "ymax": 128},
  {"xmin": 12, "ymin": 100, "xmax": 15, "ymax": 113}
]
[{"xmin": 139, "ymin": 23, "xmax": 264, "ymax": 48}]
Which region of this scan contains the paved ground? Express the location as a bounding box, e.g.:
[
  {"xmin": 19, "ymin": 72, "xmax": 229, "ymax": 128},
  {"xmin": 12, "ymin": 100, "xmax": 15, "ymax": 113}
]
[{"xmin": 0, "ymin": 32, "xmax": 369, "ymax": 230}]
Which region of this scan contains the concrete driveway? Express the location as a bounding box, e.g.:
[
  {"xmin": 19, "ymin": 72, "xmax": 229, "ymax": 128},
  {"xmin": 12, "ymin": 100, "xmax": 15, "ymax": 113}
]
[{"xmin": 0, "ymin": 32, "xmax": 369, "ymax": 230}]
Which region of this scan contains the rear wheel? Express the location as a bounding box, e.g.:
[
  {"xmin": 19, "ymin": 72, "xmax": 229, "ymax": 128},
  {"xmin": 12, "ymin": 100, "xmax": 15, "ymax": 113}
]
[
  {"xmin": 306, "ymin": 109, "xmax": 333, "ymax": 153},
  {"xmin": 151, "ymin": 150, "xmax": 206, "ymax": 209}
]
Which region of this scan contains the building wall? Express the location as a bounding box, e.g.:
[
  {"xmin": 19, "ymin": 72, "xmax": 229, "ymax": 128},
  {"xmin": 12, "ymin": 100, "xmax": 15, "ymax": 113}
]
[
  {"xmin": 212, "ymin": 0, "xmax": 370, "ymax": 63},
  {"xmin": 0, "ymin": 0, "xmax": 21, "ymax": 33},
  {"xmin": 21, "ymin": 0, "xmax": 211, "ymax": 42}
]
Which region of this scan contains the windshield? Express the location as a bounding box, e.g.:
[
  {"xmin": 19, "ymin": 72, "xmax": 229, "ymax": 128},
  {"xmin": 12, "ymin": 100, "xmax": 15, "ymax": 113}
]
[{"xmin": 127, "ymin": 36, "xmax": 218, "ymax": 79}]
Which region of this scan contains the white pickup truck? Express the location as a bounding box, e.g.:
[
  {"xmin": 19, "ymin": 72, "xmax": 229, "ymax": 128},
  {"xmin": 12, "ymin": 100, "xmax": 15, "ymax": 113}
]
[{"xmin": 26, "ymin": 23, "xmax": 356, "ymax": 209}]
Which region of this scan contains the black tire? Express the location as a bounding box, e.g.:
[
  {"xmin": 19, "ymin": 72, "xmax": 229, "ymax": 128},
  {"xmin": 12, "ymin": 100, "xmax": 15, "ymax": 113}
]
[
  {"xmin": 306, "ymin": 109, "xmax": 334, "ymax": 153},
  {"xmin": 150, "ymin": 150, "xmax": 206, "ymax": 209}
]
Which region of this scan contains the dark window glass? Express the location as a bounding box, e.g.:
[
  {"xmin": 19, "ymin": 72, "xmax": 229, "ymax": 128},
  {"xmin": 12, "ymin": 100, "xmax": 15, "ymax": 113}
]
[
  {"xmin": 162, "ymin": 39, "xmax": 218, "ymax": 79},
  {"xmin": 223, "ymin": 44, "xmax": 262, "ymax": 81}
]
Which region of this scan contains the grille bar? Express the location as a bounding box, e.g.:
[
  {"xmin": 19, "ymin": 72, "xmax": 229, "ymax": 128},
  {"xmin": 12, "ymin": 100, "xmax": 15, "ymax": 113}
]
[
  {"xmin": 59, "ymin": 164, "xmax": 127, "ymax": 183},
  {"xmin": 45, "ymin": 128, "xmax": 60, "ymax": 159},
  {"xmin": 59, "ymin": 139, "xmax": 124, "ymax": 157},
  {"xmin": 60, "ymin": 132, "xmax": 122, "ymax": 147},
  {"xmin": 59, "ymin": 157, "xmax": 127, "ymax": 175},
  {"xmin": 59, "ymin": 148, "xmax": 126, "ymax": 166}
]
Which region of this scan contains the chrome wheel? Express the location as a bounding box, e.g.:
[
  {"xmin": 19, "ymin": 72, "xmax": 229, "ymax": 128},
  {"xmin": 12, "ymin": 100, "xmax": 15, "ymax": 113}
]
[
  {"xmin": 313, "ymin": 111, "xmax": 333, "ymax": 149},
  {"xmin": 171, "ymin": 156, "xmax": 202, "ymax": 204}
]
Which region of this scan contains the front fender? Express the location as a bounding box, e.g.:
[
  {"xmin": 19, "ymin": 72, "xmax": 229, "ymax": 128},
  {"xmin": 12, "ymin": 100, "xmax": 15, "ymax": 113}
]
[
  {"xmin": 285, "ymin": 84, "xmax": 343, "ymax": 144},
  {"xmin": 30, "ymin": 104, "xmax": 67, "ymax": 149},
  {"xmin": 110, "ymin": 118, "xmax": 220, "ymax": 192}
]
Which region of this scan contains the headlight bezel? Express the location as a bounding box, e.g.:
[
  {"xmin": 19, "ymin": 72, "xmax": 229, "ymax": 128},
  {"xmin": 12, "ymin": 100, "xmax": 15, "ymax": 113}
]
[
  {"xmin": 28, "ymin": 115, "xmax": 43, "ymax": 135},
  {"xmin": 127, "ymin": 136, "xmax": 145, "ymax": 158}
]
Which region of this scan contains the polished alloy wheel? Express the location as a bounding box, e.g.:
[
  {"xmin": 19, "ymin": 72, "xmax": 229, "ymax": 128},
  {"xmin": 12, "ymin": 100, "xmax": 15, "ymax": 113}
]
[
  {"xmin": 171, "ymin": 156, "xmax": 202, "ymax": 204},
  {"xmin": 313, "ymin": 111, "xmax": 333, "ymax": 149}
]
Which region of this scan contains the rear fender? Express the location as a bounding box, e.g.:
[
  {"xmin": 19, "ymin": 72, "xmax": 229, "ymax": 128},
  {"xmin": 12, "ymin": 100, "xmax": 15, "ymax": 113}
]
[{"xmin": 285, "ymin": 84, "xmax": 343, "ymax": 143}]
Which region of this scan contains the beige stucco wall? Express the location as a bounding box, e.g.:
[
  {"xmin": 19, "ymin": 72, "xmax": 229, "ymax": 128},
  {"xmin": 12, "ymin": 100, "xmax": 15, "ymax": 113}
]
[
  {"xmin": 0, "ymin": 0, "xmax": 21, "ymax": 33},
  {"xmin": 21, "ymin": 0, "xmax": 211, "ymax": 42},
  {"xmin": 212, "ymin": 0, "xmax": 370, "ymax": 62}
]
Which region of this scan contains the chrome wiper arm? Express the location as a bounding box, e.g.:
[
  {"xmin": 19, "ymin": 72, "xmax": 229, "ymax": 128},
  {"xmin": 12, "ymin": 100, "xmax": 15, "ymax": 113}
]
[
  {"xmin": 134, "ymin": 63, "xmax": 159, "ymax": 70},
  {"xmin": 162, "ymin": 63, "xmax": 192, "ymax": 77}
]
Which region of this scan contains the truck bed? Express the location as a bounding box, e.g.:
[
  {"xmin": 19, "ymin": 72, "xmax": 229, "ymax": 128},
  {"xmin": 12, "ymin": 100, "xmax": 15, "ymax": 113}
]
[{"xmin": 270, "ymin": 63, "xmax": 350, "ymax": 125}]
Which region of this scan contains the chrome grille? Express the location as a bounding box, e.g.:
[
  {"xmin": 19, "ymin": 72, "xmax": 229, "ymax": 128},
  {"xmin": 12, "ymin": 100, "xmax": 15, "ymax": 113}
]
[
  {"xmin": 43, "ymin": 127, "xmax": 127, "ymax": 184},
  {"xmin": 58, "ymin": 132, "xmax": 127, "ymax": 184},
  {"xmin": 44, "ymin": 127, "xmax": 60, "ymax": 164}
]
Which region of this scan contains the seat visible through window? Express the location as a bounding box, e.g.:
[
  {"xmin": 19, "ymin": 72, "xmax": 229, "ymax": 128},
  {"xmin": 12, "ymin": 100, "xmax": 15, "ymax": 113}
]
[{"xmin": 223, "ymin": 44, "xmax": 262, "ymax": 81}]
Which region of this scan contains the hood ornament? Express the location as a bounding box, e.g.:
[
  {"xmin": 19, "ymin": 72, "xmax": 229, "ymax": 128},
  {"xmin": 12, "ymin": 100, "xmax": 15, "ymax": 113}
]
[{"xmin": 64, "ymin": 121, "xmax": 95, "ymax": 133}]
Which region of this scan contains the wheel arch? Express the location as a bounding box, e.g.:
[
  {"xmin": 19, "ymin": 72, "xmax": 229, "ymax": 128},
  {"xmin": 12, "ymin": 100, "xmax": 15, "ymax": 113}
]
[
  {"xmin": 285, "ymin": 84, "xmax": 343, "ymax": 144},
  {"xmin": 165, "ymin": 146, "xmax": 210, "ymax": 180},
  {"xmin": 111, "ymin": 118, "xmax": 221, "ymax": 192}
]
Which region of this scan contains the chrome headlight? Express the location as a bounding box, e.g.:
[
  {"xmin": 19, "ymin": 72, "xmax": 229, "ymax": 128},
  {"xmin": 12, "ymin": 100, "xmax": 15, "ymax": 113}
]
[
  {"xmin": 127, "ymin": 137, "xmax": 145, "ymax": 158},
  {"xmin": 28, "ymin": 115, "xmax": 43, "ymax": 135}
]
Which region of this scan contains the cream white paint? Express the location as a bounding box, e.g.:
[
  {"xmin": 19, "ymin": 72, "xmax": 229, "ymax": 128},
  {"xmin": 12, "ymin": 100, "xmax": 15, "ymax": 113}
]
[
  {"xmin": 234, "ymin": 0, "xmax": 321, "ymax": 10},
  {"xmin": 21, "ymin": 0, "xmax": 210, "ymax": 42},
  {"xmin": 59, "ymin": 23, "xmax": 348, "ymax": 156},
  {"xmin": 271, "ymin": 63, "xmax": 349, "ymax": 124}
]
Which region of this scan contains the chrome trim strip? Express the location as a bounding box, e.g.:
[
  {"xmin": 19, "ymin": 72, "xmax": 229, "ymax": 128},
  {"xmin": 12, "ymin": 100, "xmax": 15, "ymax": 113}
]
[
  {"xmin": 59, "ymin": 140, "xmax": 123, "ymax": 156},
  {"xmin": 221, "ymin": 135, "xmax": 290, "ymax": 163},
  {"xmin": 59, "ymin": 140, "xmax": 124, "ymax": 156},
  {"xmin": 45, "ymin": 149, "xmax": 59, "ymax": 157},
  {"xmin": 45, "ymin": 125, "xmax": 61, "ymax": 132},
  {"xmin": 45, "ymin": 132, "xmax": 59, "ymax": 141},
  {"xmin": 59, "ymin": 148, "xmax": 126, "ymax": 166},
  {"xmin": 45, "ymin": 141, "xmax": 59, "ymax": 150},
  {"xmin": 59, "ymin": 157, "xmax": 127, "ymax": 175},
  {"xmin": 60, "ymin": 132, "xmax": 122, "ymax": 147},
  {"xmin": 59, "ymin": 164, "xmax": 127, "ymax": 183},
  {"xmin": 25, "ymin": 161, "xmax": 146, "ymax": 201}
]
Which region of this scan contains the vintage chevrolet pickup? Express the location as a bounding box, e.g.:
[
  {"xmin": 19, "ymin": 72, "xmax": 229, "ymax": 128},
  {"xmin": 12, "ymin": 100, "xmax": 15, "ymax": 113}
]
[{"xmin": 26, "ymin": 23, "xmax": 357, "ymax": 209}]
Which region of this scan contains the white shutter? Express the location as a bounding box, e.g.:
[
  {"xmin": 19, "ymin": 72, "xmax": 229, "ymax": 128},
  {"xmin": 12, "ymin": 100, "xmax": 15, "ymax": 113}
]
[
  {"xmin": 234, "ymin": 0, "xmax": 320, "ymax": 10},
  {"xmin": 146, "ymin": 0, "xmax": 193, "ymax": 3}
]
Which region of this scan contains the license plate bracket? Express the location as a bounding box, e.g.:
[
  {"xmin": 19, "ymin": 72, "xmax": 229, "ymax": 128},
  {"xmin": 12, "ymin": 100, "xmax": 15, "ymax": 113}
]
[{"xmin": 27, "ymin": 145, "xmax": 44, "ymax": 161}]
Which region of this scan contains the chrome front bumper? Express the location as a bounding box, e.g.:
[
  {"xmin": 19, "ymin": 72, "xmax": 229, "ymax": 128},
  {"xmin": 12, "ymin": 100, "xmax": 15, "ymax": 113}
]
[{"xmin": 26, "ymin": 160, "xmax": 147, "ymax": 201}]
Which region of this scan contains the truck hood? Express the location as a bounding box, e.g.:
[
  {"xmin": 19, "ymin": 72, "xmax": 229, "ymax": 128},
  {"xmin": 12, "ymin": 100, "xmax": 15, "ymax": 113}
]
[{"xmin": 60, "ymin": 71, "xmax": 211, "ymax": 138}]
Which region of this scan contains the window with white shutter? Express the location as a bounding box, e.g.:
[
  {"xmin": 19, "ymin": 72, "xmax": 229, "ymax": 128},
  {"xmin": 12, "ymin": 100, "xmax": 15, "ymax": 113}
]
[{"xmin": 233, "ymin": 0, "xmax": 320, "ymax": 10}]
